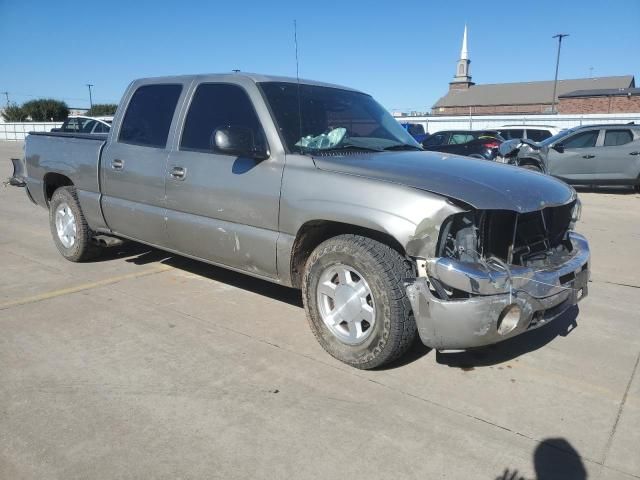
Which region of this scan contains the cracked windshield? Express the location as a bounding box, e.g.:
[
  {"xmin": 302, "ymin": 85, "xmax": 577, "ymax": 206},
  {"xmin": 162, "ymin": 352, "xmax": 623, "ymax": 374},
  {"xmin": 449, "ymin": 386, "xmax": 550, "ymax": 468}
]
[{"xmin": 260, "ymin": 82, "xmax": 421, "ymax": 153}]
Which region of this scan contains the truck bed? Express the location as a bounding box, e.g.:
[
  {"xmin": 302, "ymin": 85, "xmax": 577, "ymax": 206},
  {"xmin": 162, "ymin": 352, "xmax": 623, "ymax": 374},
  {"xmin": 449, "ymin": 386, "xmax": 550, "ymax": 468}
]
[{"xmin": 23, "ymin": 130, "xmax": 109, "ymax": 231}]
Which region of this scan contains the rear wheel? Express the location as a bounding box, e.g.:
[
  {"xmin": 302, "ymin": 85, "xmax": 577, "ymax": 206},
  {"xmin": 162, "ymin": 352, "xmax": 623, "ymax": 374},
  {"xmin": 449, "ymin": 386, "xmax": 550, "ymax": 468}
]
[
  {"xmin": 49, "ymin": 186, "xmax": 100, "ymax": 262},
  {"xmin": 302, "ymin": 234, "xmax": 416, "ymax": 369}
]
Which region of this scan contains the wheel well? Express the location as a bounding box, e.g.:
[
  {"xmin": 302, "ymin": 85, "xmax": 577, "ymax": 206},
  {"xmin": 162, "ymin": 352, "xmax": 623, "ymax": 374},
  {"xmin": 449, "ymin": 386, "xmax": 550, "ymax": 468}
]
[
  {"xmin": 43, "ymin": 173, "xmax": 73, "ymax": 203},
  {"xmin": 289, "ymin": 220, "xmax": 406, "ymax": 289},
  {"xmin": 519, "ymin": 157, "xmax": 542, "ymax": 168}
]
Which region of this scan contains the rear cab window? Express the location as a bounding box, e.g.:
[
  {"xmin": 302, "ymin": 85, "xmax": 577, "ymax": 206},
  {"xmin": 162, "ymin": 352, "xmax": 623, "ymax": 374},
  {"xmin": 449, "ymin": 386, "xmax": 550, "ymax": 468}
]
[{"xmin": 119, "ymin": 84, "xmax": 183, "ymax": 148}]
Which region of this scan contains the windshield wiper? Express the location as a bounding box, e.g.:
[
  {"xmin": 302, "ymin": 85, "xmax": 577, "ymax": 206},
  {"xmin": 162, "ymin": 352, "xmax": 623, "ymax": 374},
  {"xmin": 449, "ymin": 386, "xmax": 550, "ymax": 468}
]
[
  {"xmin": 308, "ymin": 143, "xmax": 384, "ymax": 153},
  {"xmin": 382, "ymin": 144, "xmax": 423, "ymax": 151}
]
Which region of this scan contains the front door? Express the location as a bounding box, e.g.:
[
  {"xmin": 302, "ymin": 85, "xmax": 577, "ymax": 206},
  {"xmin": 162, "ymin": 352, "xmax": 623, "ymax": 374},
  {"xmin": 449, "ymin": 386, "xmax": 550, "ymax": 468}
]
[
  {"xmin": 164, "ymin": 82, "xmax": 284, "ymax": 278},
  {"xmin": 100, "ymin": 83, "xmax": 185, "ymax": 244},
  {"xmin": 547, "ymin": 129, "xmax": 600, "ymax": 183}
]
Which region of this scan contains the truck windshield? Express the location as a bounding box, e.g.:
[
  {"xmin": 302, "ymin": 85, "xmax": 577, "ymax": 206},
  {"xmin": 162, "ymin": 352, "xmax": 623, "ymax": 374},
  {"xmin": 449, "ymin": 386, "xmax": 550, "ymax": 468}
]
[{"xmin": 260, "ymin": 82, "xmax": 420, "ymax": 154}]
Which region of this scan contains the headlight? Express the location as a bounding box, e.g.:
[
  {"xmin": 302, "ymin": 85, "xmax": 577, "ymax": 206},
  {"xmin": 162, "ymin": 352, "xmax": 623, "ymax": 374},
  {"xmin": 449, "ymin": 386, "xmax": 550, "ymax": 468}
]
[{"xmin": 570, "ymin": 198, "xmax": 582, "ymax": 229}]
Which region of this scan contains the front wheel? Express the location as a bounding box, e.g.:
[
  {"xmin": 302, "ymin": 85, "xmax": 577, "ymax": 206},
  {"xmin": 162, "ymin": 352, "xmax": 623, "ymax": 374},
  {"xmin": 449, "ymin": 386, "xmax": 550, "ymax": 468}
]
[
  {"xmin": 302, "ymin": 234, "xmax": 416, "ymax": 369},
  {"xmin": 49, "ymin": 186, "xmax": 100, "ymax": 262}
]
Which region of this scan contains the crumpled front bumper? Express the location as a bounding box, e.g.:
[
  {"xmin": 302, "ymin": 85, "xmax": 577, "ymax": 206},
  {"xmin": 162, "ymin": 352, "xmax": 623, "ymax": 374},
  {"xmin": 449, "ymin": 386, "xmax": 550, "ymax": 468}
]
[{"xmin": 406, "ymin": 232, "xmax": 590, "ymax": 350}]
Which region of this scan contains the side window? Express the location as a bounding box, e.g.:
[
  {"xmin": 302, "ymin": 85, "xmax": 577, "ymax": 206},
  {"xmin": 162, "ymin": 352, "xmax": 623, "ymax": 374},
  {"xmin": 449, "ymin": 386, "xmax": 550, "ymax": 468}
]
[
  {"xmin": 81, "ymin": 120, "xmax": 96, "ymax": 133},
  {"xmin": 562, "ymin": 130, "xmax": 598, "ymax": 149},
  {"xmin": 604, "ymin": 129, "xmax": 633, "ymax": 147},
  {"xmin": 501, "ymin": 129, "xmax": 524, "ymax": 140},
  {"xmin": 119, "ymin": 84, "xmax": 182, "ymax": 148},
  {"xmin": 424, "ymin": 133, "xmax": 446, "ymax": 147},
  {"xmin": 94, "ymin": 122, "xmax": 110, "ymax": 133},
  {"xmin": 527, "ymin": 129, "xmax": 551, "ymax": 142},
  {"xmin": 449, "ymin": 133, "xmax": 474, "ymax": 144},
  {"xmin": 180, "ymin": 83, "xmax": 264, "ymax": 153},
  {"xmin": 62, "ymin": 118, "xmax": 79, "ymax": 132},
  {"xmin": 407, "ymin": 124, "xmax": 425, "ymax": 135}
]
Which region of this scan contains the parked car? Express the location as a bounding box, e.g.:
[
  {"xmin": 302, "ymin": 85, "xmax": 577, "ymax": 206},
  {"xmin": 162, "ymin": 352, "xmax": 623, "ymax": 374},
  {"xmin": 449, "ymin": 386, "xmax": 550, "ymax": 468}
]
[
  {"xmin": 422, "ymin": 130, "xmax": 504, "ymax": 160},
  {"xmin": 497, "ymin": 125, "xmax": 563, "ymax": 142},
  {"xmin": 10, "ymin": 73, "xmax": 589, "ymax": 369},
  {"xmin": 51, "ymin": 116, "xmax": 112, "ymax": 134},
  {"xmin": 497, "ymin": 123, "xmax": 640, "ymax": 190},
  {"xmin": 400, "ymin": 122, "xmax": 428, "ymax": 143}
]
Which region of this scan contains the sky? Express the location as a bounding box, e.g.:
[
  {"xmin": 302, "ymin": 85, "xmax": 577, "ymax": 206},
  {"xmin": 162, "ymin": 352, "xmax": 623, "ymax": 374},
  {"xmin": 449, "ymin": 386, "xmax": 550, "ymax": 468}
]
[{"xmin": 1, "ymin": 0, "xmax": 639, "ymax": 112}]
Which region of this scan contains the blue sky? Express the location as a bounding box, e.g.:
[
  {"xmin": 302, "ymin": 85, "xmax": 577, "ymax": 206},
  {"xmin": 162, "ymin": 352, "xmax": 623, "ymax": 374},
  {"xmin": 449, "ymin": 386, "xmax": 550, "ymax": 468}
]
[{"xmin": 1, "ymin": 0, "xmax": 638, "ymax": 111}]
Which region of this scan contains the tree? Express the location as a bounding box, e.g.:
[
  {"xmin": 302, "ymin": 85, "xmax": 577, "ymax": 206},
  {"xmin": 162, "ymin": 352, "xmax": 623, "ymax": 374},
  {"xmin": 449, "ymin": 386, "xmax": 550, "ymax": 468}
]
[
  {"xmin": 1, "ymin": 103, "xmax": 27, "ymax": 122},
  {"xmin": 22, "ymin": 99, "xmax": 69, "ymax": 121},
  {"xmin": 86, "ymin": 103, "xmax": 117, "ymax": 116}
]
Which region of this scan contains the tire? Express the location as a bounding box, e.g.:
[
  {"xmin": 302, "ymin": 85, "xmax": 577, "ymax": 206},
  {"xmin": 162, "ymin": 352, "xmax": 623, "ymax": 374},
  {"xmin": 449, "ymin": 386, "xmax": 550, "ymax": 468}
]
[
  {"xmin": 302, "ymin": 234, "xmax": 416, "ymax": 369},
  {"xmin": 49, "ymin": 186, "xmax": 100, "ymax": 262},
  {"xmin": 521, "ymin": 163, "xmax": 542, "ymax": 172}
]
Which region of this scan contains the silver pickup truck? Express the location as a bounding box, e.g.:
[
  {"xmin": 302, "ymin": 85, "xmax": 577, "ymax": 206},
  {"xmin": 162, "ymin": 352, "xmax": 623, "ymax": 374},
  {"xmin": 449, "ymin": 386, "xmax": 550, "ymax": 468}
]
[{"xmin": 11, "ymin": 73, "xmax": 590, "ymax": 369}]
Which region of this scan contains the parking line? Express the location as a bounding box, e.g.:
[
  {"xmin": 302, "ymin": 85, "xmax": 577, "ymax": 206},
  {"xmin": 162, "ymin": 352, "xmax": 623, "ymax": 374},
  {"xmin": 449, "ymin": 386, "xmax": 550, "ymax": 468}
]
[{"xmin": 0, "ymin": 265, "xmax": 172, "ymax": 311}]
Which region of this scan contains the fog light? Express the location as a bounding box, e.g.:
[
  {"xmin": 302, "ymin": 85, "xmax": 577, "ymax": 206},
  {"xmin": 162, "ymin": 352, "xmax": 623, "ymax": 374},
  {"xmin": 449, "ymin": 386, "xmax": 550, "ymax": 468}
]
[{"xmin": 497, "ymin": 304, "xmax": 522, "ymax": 336}]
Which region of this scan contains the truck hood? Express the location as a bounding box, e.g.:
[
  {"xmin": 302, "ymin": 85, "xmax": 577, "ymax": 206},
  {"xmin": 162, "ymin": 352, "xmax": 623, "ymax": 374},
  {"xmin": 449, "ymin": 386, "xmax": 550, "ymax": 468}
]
[{"xmin": 313, "ymin": 151, "xmax": 575, "ymax": 213}]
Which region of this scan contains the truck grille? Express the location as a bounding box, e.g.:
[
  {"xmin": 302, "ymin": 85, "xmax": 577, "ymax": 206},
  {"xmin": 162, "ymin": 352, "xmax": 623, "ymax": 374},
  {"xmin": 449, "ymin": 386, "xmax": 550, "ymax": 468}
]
[{"xmin": 439, "ymin": 201, "xmax": 575, "ymax": 267}]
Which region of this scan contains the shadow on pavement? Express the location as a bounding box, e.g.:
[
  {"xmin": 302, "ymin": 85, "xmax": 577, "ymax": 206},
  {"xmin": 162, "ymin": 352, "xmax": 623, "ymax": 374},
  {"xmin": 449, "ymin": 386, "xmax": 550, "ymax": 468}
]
[
  {"xmin": 574, "ymin": 185, "xmax": 637, "ymax": 195},
  {"xmin": 116, "ymin": 245, "xmax": 304, "ymax": 308},
  {"xmin": 100, "ymin": 242, "xmax": 580, "ymax": 369},
  {"xmin": 437, "ymin": 306, "xmax": 579, "ymax": 369},
  {"xmin": 496, "ymin": 438, "xmax": 587, "ymax": 480}
]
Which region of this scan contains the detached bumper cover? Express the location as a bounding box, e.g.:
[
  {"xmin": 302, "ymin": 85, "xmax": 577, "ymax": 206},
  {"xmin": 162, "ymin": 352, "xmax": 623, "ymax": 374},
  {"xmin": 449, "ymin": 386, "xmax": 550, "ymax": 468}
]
[{"xmin": 406, "ymin": 232, "xmax": 590, "ymax": 350}]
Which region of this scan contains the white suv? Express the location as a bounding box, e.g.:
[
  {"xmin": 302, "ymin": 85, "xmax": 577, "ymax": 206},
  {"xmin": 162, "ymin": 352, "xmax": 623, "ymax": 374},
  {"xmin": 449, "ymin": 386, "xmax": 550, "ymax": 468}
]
[{"xmin": 497, "ymin": 125, "xmax": 563, "ymax": 142}]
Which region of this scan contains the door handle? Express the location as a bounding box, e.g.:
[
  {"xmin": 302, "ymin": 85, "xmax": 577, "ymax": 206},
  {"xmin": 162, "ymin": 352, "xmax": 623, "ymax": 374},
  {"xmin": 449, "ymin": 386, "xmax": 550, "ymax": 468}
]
[
  {"xmin": 582, "ymin": 155, "xmax": 595, "ymax": 159},
  {"xmin": 630, "ymin": 151, "xmax": 640, "ymax": 156},
  {"xmin": 169, "ymin": 166, "xmax": 187, "ymax": 180},
  {"xmin": 111, "ymin": 159, "xmax": 124, "ymax": 170}
]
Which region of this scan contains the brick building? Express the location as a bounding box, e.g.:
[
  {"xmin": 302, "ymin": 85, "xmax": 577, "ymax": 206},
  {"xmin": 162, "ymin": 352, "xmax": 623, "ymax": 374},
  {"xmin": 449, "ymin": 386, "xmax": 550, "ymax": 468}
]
[
  {"xmin": 558, "ymin": 88, "xmax": 640, "ymax": 114},
  {"xmin": 432, "ymin": 26, "xmax": 636, "ymax": 116}
]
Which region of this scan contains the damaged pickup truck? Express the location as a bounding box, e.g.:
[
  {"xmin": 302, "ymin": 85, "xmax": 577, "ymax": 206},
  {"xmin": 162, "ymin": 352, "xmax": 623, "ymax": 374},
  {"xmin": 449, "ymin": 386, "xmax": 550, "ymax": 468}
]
[{"xmin": 11, "ymin": 73, "xmax": 590, "ymax": 369}]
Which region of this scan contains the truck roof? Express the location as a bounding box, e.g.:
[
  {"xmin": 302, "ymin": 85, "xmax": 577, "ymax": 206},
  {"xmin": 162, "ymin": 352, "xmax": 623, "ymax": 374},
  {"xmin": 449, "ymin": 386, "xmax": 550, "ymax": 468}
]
[{"xmin": 131, "ymin": 72, "xmax": 362, "ymax": 93}]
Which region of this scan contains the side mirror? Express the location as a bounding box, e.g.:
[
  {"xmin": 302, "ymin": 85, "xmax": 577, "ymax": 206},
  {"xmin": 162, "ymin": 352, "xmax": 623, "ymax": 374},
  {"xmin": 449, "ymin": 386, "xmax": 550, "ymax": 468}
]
[
  {"xmin": 212, "ymin": 125, "xmax": 269, "ymax": 160},
  {"xmin": 552, "ymin": 143, "xmax": 565, "ymax": 153}
]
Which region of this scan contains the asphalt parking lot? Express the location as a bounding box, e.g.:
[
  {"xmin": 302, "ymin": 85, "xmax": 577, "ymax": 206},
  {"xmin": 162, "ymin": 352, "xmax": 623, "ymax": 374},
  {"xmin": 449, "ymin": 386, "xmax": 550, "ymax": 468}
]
[{"xmin": 1, "ymin": 141, "xmax": 639, "ymax": 480}]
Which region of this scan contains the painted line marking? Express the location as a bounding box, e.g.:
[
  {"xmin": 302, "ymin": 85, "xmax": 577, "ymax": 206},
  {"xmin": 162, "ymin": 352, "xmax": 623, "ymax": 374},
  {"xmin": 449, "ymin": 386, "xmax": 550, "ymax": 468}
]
[{"xmin": 0, "ymin": 264, "xmax": 172, "ymax": 311}]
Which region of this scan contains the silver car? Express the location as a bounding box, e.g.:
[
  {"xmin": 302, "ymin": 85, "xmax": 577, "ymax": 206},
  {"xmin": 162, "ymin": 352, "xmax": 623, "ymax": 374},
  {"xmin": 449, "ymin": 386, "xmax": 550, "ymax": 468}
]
[{"xmin": 498, "ymin": 124, "xmax": 640, "ymax": 191}]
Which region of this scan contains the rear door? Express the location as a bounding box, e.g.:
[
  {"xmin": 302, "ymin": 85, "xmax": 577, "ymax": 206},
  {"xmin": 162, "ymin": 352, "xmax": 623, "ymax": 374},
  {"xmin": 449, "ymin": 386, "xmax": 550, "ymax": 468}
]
[
  {"xmin": 597, "ymin": 128, "xmax": 639, "ymax": 183},
  {"xmin": 100, "ymin": 82, "xmax": 186, "ymax": 244},
  {"xmin": 546, "ymin": 129, "xmax": 600, "ymax": 183},
  {"xmin": 164, "ymin": 82, "xmax": 284, "ymax": 278}
]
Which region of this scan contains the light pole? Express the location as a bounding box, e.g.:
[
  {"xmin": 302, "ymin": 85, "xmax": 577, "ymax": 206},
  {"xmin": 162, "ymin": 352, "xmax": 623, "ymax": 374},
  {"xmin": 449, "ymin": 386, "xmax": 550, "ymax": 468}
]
[
  {"xmin": 86, "ymin": 83, "xmax": 94, "ymax": 110},
  {"xmin": 550, "ymin": 34, "xmax": 569, "ymax": 114}
]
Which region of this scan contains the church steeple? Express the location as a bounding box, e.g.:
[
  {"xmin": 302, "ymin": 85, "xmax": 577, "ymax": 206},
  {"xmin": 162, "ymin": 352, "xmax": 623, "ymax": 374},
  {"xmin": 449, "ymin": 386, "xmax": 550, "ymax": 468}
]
[{"xmin": 450, "ymin": 24, "xmax": 474, "ymax": 90}]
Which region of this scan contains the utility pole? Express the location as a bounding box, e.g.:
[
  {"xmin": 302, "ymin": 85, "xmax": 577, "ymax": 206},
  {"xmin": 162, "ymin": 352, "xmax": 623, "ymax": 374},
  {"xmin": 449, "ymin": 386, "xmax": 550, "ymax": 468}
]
[
  {"xmin": 2, "ymin": 91, "xmax": 9, "ymax": 106},
  {"xmin": 550, "ymin": 34, "xmax": 569, "ymax": 114},
  {"xmin": 86, "ymin": 83, "xmax": 94, "ymax": 110}
]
